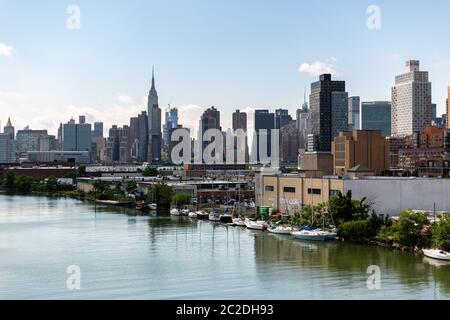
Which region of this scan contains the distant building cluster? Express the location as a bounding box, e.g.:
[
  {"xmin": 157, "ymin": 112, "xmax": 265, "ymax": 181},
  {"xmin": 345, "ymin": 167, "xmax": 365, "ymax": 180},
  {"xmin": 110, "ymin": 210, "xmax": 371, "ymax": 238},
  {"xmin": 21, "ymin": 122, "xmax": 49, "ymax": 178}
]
[{"xmin": 1, "ymin": 60, "xmax": 450, "ymax": 178}]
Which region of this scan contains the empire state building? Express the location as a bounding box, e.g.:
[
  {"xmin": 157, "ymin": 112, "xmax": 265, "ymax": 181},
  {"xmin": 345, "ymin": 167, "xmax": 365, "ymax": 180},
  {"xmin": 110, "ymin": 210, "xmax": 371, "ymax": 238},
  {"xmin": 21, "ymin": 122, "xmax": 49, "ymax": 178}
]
[{"xmin": 147, "ymin": 68, "xmax": 162, "ymax": 162}]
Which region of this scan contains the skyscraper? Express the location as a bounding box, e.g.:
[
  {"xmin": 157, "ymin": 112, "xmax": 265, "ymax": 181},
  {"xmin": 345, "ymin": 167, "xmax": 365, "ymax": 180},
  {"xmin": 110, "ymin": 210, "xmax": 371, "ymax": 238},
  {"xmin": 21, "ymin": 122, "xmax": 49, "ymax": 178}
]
[
  {"xmin": 163, "ymin": 106, "xmax": 178, "ymax": 146},
  {"xmin": 63, "ymin": 120, "xmax": 92, "ymax": 155},
  {"xmin": 232, "ymin": 109, "xmax": 248, "ymax": 163},
  {"xmin": 296, "ymin": 103, "xmax": 309, "ymax": 149},
  {"xmin": 307, "ymin": 74, "xmax": 347, "ymax": 152},
  {"xmin": 360, "ymin": 101, "xmax": 392, "ymax": 137},
  {"xmin": 348, "ymin": 97, "xmax": 360, "ymax": 131},
  {"xmin": 200, "ymin": 106, "xmax": 221, "ymax": 156},
  {"xmin": 138, "ymin": 111, "xmax": 149, "ymax": 163},
  {"xmin": 391, "ymin": 60, "xmax": 432, "ymax": 137},
  {"xmin": 232, "ymin": 109, "xmax": 247, "ymax": 131},
  {"xmin": 275, "ymin": 109, "xmax": 293, "ymax": 129},
  {"xmin": 3, "ymin": 117, "xmax": 15, "ymax": 139},
  {"xmin": 93, "ymin": 122, "xmax": 104, "ymax": 138},
  {"xmin": 254, "ymin": 109, "xmax": 275, "ymax": 161},
  {"xmin": 0, "ymin": 133, "xmax": 16, "ymax": 164},
  {"xmin": 147, "ymin": 68, "xmax": 162, "ymax": 162}
]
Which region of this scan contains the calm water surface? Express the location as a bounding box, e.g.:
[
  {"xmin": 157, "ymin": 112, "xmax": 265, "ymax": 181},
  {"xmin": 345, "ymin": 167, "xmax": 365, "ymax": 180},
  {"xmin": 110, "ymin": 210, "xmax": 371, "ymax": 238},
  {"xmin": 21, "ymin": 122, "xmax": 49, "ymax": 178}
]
[{"xmin": 0, "ymin": 194, "xmax": 449, "ymax": 300}]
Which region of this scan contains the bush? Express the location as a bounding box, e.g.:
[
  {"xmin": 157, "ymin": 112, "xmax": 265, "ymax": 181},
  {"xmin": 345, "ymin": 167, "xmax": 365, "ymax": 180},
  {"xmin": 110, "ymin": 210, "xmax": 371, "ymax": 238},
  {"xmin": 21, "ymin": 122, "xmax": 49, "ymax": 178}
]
[
  {"xmin": 171, "ymin": 193, "xmax": 191, "ymax": 206},
  {"xmin": 339, "ymin": 220, "xmax": 372, "ymax": 242},
  {"xmin": 432, "ymin": 216, "xmax": 450, "ymax": 251},
  {"xmin": 2, "ymin": 171, "xmax": 16, "ymax": 191},
  {"xmin": 378, "ymin": 210, "xmax": 428, "ymax": 248}
]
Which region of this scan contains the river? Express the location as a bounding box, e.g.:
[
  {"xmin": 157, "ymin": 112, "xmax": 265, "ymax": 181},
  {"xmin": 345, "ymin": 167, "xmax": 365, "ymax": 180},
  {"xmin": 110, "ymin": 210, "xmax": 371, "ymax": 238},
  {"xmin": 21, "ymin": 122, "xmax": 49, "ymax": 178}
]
[{"xmin": 0, "ymin": 194, "xmax": 449, "ymax": 300}]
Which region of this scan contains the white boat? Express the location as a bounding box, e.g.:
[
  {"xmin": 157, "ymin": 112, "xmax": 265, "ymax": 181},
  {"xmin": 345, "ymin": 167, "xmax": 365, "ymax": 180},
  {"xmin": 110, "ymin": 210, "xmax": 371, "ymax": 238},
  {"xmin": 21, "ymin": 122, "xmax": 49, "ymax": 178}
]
[
  {"xmin": 245, "ymin": 219, "xmax": 267, "ymax": 231},
  {"xmin": 268, "ymin": 226, "xmax": 294, "ymax": 235},
  {"xmin": 149, "ymin": 203, "xmax": 157, "ymax": 210},
  {"xmin": 170, "ymin": 208, "xmax": 181, "ymax": 216},
  {"xmin": 423, "ymin": 249, "xmax": 450, "ymax": 261},
  {"xmin": 181, "ymin": 209, "xmax": 190, "ymax": 216},
  {"xmin": 232, "ymin": 218, "xmax": 246, "ymax": 227},
  {"xmin": 188, "ymin": 212, "xmax": 198, "ymax": 218},
  {"xmin": 196, "ymin": 211, "xmax": 209, "ymax": 220},
  {"xmin": 316, "ymin": 229, "xmax": 337, "ymax": 239},
  {"xmin": 291, "ymin": 230, "xmax": 327, "ymax": 241}
]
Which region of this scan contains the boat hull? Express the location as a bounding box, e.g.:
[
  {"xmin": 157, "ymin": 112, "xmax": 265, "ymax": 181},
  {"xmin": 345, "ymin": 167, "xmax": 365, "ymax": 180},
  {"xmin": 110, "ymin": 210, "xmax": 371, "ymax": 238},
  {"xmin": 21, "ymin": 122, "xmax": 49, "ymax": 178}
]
[
  {"xmin": 423, "ymin": 249, "xmax": 450, "ymax": 261},
  {"xmin": 268, "ymin": 228, "xmax": 293, "ymax": 235},
  {"xmin": 291, "ymin": 232, "xmax": 327, "ymax": 241}
]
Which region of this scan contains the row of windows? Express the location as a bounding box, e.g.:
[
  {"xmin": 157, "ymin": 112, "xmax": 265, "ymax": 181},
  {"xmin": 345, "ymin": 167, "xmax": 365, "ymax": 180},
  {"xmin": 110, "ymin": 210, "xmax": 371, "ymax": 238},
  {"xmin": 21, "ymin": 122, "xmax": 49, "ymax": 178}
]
[{"xmin": 265, "ymin": 186, "xmax": 341, "ymax": 197}]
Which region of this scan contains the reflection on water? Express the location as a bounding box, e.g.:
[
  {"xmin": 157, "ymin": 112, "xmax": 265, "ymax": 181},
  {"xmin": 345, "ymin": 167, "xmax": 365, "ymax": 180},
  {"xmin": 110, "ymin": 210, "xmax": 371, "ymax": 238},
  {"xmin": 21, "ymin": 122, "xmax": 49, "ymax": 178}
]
[{"xmin": 0, "ymin": 194, "xmax": 449, "ymax": 300}]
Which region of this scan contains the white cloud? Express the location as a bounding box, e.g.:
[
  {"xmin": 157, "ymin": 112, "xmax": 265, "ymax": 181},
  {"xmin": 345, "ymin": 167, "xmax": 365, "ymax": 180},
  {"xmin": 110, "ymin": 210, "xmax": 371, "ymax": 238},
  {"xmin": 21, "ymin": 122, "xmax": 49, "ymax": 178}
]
[
  {"xmin": 0, "ymin": 42, "xmax": 14, "ymax": 58},
  {"xmin": 118, "ymin": 94, "xmax": 134, "ymax": 105},
  {"xmin": 298, "ymin": 59, "xmax": 342, "ymax": 77}
]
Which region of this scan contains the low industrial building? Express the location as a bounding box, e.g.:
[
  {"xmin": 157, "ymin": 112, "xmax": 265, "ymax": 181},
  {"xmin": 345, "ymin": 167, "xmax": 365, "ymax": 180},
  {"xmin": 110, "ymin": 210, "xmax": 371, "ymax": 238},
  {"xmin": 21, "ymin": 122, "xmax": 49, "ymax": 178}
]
[
  {"xmin": 256, "ymin": 172, "xmax": 450, "ymax": 216},
  {"xmin": 24, "ymin": 151, "xmax": 90, "ymax": 165}
]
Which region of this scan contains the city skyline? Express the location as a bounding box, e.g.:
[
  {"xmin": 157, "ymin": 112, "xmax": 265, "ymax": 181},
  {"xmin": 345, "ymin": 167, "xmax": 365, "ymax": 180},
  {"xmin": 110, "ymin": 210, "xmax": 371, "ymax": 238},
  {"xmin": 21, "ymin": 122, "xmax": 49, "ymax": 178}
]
[{"xmin": 2, "ymin": 1, "xmax": 450, "ymax": 135}]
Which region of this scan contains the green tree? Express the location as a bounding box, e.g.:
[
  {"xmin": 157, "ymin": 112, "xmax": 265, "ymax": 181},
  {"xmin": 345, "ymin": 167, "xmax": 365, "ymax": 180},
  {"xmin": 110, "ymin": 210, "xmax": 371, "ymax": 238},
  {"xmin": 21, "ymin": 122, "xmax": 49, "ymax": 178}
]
[
  {"xmin": 381, "ymin": 210, "xmax": 429, "ymax": 247},
  {"xmin": 432, "ymin": 216, "xmax": 450, "ymax": 251},
  {"xmin": 2, "ymin": 171, "xmax": 16, "ymax": 191},
  {"xmin": 147, "ymin": 182, "xmax": 173, "ymax": 208},
  {"xmin": 77, "ymin": 165, "xmax": 87, "ymax": 177},
  {"xmin": 142, "ymin": 166, "xmax": 159, "ymax": 177},
  {"xmin": 15, "ymin": 176, "xmax": 33, "ymax": 193},
  {"xmin": 46, "ymin": 176, "xmax": 58, "ymax": 192},
  {"xmin": 171, "ymin": 193, "xmax": 191, "ymax": 206},
  {"xmin": 126, "ymin": 181, "xmax": 138, "ymax": 194},
  {"xmin": 93, "ymin": 180, "xmax": 108, "ymax": 194}
]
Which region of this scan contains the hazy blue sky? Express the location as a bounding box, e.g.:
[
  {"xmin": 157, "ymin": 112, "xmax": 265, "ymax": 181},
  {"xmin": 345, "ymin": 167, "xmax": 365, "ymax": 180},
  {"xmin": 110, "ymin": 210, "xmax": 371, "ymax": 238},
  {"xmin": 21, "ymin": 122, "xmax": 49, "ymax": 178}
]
[{"xmin": 1, "ymin": 0, "xmax": 450, "ymax": 135}]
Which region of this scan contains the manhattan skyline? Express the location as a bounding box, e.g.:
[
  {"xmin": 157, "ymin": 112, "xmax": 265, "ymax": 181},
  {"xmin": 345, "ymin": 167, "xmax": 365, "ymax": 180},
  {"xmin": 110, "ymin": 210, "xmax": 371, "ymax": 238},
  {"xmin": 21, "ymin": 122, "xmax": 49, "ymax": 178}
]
[{"xmin": 2, "ymin": 0, "xmax": 450, "ymax": 135}]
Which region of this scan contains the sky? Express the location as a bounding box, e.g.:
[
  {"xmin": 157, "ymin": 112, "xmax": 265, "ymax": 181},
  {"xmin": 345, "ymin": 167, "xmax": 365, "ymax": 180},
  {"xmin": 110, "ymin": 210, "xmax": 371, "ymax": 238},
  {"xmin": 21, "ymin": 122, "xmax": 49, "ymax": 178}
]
[{"xmin": 1, "ymin": 0, "xmax": 450, "ymax": 136}]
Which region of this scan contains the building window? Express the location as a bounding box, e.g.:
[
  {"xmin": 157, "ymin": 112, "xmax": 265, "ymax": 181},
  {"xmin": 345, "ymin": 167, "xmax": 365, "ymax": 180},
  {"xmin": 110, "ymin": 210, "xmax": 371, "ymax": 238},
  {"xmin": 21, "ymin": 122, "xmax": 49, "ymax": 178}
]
[
  {"xmin": 308, "ymin": 188, "xmax": 321, "ymax": 195},
  {"xmin": 265, "ymin": 185, "xmax": 274, "ymax": 192},
  {"xmin": 283, "ymin": 187, "xmax": 296, "ymax": 193},
  {"xmin": 330, "ymin": 190, "xmax": 341, "ymax": 197}
]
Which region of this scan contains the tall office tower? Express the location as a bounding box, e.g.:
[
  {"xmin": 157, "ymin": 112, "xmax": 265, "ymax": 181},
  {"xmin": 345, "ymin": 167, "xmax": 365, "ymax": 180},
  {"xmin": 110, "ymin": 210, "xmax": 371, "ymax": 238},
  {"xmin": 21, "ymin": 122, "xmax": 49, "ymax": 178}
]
[
  {"xmin": 200, "ymin": 106, "xmax": 221, "ymax": 156},
  {"xmin": 232, "ymin": 109, "xmax": 247, "ymax": 131},
  {"xmin": 63, "ymin": 120, "xmax": 92, "ymax": 155},
  {"xmin": 447, "ymin": 85, "xmax": 450, "ymax": 130},
  {"xmin": 57, "ymin": 123, "xmax": 63, "ymax": 150},
  {"xmin": 93, "ymin": 122, "xmax": 104, "ymax": 138},
  {"xmin": 391, "ymin": 60, "xmax": 432, "ymax": 137},
  {"xmin": 163, "ymin": 106, "xmax": 178, "ymax": 146},
  {"xmin": 232, "ymin": 109, "xmax": 248, "ymax": 163},
  {"xmin": 431, "ymin": 104, "xmax": 437, "ymax": 123},
  {"xmin": 129, "ymin": 117, "xmax": 140, "ymax": 161},
  {"xmin": 307, "ymin": 74, "xmax": 347, "ymax": 152},
  {"xmin": 147, "ymin": 68, "xmax": 162, "ymax": 162},
  {"xmin": 296, "ymin": 103, "xmax": 309, "ymax": 149},
  {"xmin": 275, "ymin": 108, "xmax": 293, "ymax": 129},
  {"xmin": 254, "ymin": 109, "xmax": 275, "ymax": 161},
  {"xmin": 105, "ymin": 125, "xmax": 129, "ymax": 163},
  {"xmin": 79, "ymin": 115, "xmax": 86, "ymax": 124},
  {"xmin": 0, "ymin": 133, "xmax": 16, "ymax": 164},
  {"xmin": 3, "ymin": 117, "xmax": 15, "ymax": 139},
  {"xmin": 138, "ymin": 111, "xmax": 149, "ymax": 163},
  {"xmin": 348, "ymin": 96, "xmax": 360, "ymax": 131},
  {"xmin": 280, "ymin": 122, "xmax": 300, "ymax": 163},
  {"xmin": 360, "ymin": 101, "xmax": 392, "ymax": 137},
  {"xmin": 16, "ymin": 128, "xmax": 50, "ymax": 156}
]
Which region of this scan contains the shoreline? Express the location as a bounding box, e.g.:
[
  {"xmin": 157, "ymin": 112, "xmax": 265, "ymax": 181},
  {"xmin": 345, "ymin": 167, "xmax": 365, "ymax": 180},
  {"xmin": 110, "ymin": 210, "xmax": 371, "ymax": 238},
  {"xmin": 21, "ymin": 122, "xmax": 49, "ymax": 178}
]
[{"xmin": 0, "ymin": 191, "xmax": 439, "ymax": 258}]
